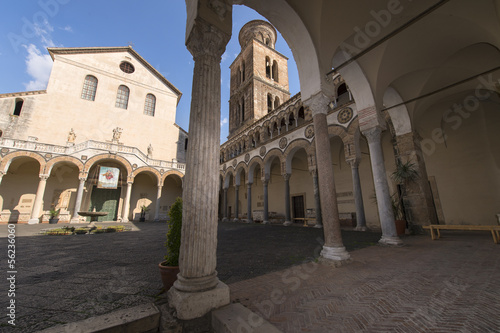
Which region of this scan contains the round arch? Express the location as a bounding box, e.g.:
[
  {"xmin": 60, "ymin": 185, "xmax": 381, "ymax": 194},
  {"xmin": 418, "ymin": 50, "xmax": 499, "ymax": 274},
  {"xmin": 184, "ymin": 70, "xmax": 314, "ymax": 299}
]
[
  {"xmin": 131, "ymin": 166, "xmax": 162, "ymax": 184},
  {"xmin": 0, "ymin": 151, "xmax": 46, "ymax": 174},
  {"xmin": 45, "ymin": 156, "xmax": 84, "ymax": 175},
  {"xmin": 283, "ymin": 138, "xmax": 314, "ymax": 174},
  {"xmin": 84, "ymin": 154, "xmax": 133, "ymax": 177},
  {"xmin": 262, "ymin": 148, "xmax": 283, "ymax": 178},
  {"xmin": 161, "ymin": 169, "xmax": 184, "ymax": 184},
  {"xmin": 247, "ymin": 157, "xmax": 263, "ymax": 184}
]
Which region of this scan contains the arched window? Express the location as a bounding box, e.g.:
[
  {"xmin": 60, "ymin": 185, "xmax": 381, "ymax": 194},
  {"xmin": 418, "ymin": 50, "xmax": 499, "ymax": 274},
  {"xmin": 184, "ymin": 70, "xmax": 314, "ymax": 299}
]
[
  {"xmin": 237, "ymin": 67, "xmax": 241, "ymax": 85},
  {"xmin": 144, "ymin": 93, "xmax": 156, "ymax": 116},
  {"xmin": 242, "ymin": 61, "xmax": 245, "ymax": 82},
  {"xmin": 337, "ymin": 83, "xmax": 350, "ymax": 104},
  {"xmin": 13, "ymin": 99, "xmax": 23, "ymax": 116},
  {"xmin": 115, "ymin": 85, "xmax": 129, "ymax": 109},
  {"xmin": 298, "ymin": 107, "xmax": 305, "ymax": 120},
  {"xmin": 241, "ymin": 97, "xmax": 245, "ymax": 123},
  {"xmin": 274, "ymin": 96, "xmax": 280, "ymax": 109},
  {"xmin": 81, "ymin": 75, "xmax": 98, "ymax": 101},
  {"xmin": 272, "ymin": 60, "xmax": 279, "ymax": 82},
  {"xmin": 265, "ymin": 56, "xmax": 271, "ymax": 78},
  {"xmin": 267, "ymin": 93, "xmax": 273, "ymax": 113},
  {"xmin": 0, "ymin": 130, "xmax": 3, "ymax": 138}
]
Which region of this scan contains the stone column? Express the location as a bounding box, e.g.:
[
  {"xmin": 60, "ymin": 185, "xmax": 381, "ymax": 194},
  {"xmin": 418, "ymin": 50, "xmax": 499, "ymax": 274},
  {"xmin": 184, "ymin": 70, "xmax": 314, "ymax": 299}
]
[
  {"xmin": 305, "ymin": 93, "xmax": 350, "ymax": 261},
  {"xmin": 70, "ymin": 177, "xmax": 86, "ymax": 223},
  {"xmin": 122, "ymin": 181, "xmax": 133, "ymax": 223},
  {"xmin": 28, "ymin": 174, "xmax": 49, "ymax": 224},
  {"xmin": 168, "ymin": 6, "xmax": 231, "ymax": 320},
  {"xmin": 347, "ymin": 159, "xmax": 367, "ymax": 230},
  {"xmin": 262, "ymin": 179, "xmax": 270, "ymax": 224},
  {"xmin": 154, "ymin": 185, "xmax": 162, "ymax": 221},
  {"xmin": 283, "ymin": 174, "xmax": 292, "ymax": 226},
  {"xmin": 246, "ymin": 182, "xmax": 253, "ymax": 223},
  {"xmin": 311, "ymin": 169, "xmax": 323, "ymax": 228},
  {"xmin": 363, "ymin": 126, "xmax": 402, "ymax": 245},
  {"xmin": 233, "ymin": 185, "xmax": 239, "ymax": 222},
  {"xmin": 222, "ymin": 187, "xmax": 229, "ymax": 222}
]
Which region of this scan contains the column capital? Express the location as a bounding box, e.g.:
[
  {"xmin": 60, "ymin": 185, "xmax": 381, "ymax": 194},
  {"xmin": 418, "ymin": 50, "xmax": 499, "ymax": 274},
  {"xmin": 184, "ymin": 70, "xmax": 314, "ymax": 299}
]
[
  {"xmin": 309, "ymin": 168, "xmax": 318, "ymax": 177},
  {"xmin": 303, "ymin": 91, "xmax": 331, "ymax": 116},
  {"xmin": 39, "ymin": 174, "xmax": 49, "ymax": 181},
  {"xmin": 261, "ymin": 178, "xmax": 269, "ymax": 185},
  {"xmin": 346, "ymin": 158, "xmax": 360, "ymax": 168},
  {"xmin": 234, "ymin": 184, "xmax": 240, "ymax": 189},
  {"xmin": 246, "ymin": 182, "xmax": 252, "ymax": 187},
  {"xmin": 282, "ymin": 173, "xmax": 291, "ymax": 181},
  {"xmin": 127, "ymin": 180, "xmax": 134, "ymax": 186},
  {"xmin": 157, "ymin": 184, "xmax": 163, "ymax": 189},
  {"xmin": 186, "ymin": 17, "xmax": 231, "ymax": 63},
  {"xmin": 78, "ymin": 177, "xmax": 87, "ymax": 182},
  {"xmin": 362, "ymin": 126, "xmax": 383, "ymax": 143}
]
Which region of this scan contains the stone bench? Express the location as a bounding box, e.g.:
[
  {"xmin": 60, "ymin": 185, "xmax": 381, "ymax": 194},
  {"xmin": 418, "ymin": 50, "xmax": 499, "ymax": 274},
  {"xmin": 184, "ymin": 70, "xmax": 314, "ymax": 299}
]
[{"xmin": 423, "ymin": 224, "xmax": 500, "ymax": 244}]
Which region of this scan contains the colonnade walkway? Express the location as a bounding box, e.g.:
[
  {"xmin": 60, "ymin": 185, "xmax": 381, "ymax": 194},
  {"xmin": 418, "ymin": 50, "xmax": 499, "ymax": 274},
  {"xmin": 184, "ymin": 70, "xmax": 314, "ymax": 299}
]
[{"xmin": 0, "ymin": 221, "xmax": 498, "ymax": 332}]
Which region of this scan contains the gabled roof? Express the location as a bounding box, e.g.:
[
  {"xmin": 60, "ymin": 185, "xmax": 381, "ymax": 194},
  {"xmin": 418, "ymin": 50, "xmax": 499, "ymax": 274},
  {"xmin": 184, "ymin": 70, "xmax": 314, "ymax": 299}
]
[{"xmin": 47, "ymin": 46, "xmax": 182, "ymax": 105}]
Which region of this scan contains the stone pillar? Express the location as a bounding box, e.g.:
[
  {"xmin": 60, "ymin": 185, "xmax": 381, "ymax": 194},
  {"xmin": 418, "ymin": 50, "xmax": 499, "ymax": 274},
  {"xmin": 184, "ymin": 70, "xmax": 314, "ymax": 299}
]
[
  {"xmin": 262, "ymin": 179, "xmax": 270, "ymax": 224},
  {"xmin": 122, "ymin": 181, "xmax": 133, "ymax": 223},
  {"xmin": 233, "ymin": 185, "xmax": 239, "ymax": 222},
  {"xmin": 363, "ymin": 126, "xmax": 402, "ymax": 245},
  {"xmin": 283, "ymin": 174, "xmax": 292, "ymax": 226},
  {"xmin": 311, "ymin": 169, "xmax": 323, "ymax": 228},
  {"xmin": 246, "ymin": 182, "xmax": 253, "ymax": 223},
  {"xmin": 306, "ymin": 93, "xmax": 350, "ymax": 261},
  {"xmin": 28, "ymin": 174, "xmax": 49, "ymax": 224},
  {"xmin": 154, "ymin": 185, "xmax": 162, "ymax": 221},
  {"xmin": 347, "ymin": 159, "xmax": 367, "ymax": 230},
  {"xmin": 222, "ymin": 187, "xmax": 229, "ymax": 222},
  {"xmin": 70, "ymin": 177, "xmax": 86, "ymax": 223},
  {"xmin": 168, "ymin": 5, "xmax": 231, "ymax": 320}
]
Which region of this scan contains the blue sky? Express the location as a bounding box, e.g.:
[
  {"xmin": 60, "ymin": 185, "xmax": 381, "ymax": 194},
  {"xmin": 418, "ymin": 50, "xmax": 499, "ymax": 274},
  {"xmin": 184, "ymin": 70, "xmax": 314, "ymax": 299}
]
[{"xmin": 0, "ymin": 1, "xmax": 299, "ymax": 144}]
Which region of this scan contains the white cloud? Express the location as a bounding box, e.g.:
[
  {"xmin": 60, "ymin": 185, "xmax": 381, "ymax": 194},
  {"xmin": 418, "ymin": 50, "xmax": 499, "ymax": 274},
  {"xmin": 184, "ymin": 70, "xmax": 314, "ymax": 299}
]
[
  {"xmin": 23, "ymin": 44, "xmax": 53, "ymax": 91},
  {"xmin": 220, "ymin": 117, "xmax": 228, "ymax": 127},
  {"xmin": 60, "ymin": 25, "xmax": 73, "ymax": 32},
  {"xmin": 221, "ymin": 52, "xmax": 228, "ymax": 63}
]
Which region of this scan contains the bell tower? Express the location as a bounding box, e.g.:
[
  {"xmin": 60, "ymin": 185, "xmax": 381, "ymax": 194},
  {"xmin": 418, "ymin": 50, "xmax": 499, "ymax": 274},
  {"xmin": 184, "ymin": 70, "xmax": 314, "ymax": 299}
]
[{"xmin": 228, "ymin": 20, "xmax": 290, "ymax": 139}]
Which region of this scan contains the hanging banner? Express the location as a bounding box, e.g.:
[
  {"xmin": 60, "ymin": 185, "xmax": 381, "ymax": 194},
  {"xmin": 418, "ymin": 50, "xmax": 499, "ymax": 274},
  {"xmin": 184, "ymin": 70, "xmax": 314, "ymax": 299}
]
[{"xmin": 97, "ymin": 166, "xmax": 120, "ymax": 189}]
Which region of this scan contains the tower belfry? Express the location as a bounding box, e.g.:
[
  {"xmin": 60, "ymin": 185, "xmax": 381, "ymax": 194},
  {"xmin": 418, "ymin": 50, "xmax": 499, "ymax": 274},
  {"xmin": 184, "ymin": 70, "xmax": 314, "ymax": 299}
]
[{"xmin": 228, "ymin": 20, "xmax": 290, "ymax": 139}]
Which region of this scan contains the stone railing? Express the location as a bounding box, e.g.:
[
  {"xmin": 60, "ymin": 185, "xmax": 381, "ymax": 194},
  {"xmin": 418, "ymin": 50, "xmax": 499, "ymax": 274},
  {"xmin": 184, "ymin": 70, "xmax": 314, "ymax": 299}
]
[{"xmin": 0, "ymin": 138, "xmax": 185, "ymax": 170}]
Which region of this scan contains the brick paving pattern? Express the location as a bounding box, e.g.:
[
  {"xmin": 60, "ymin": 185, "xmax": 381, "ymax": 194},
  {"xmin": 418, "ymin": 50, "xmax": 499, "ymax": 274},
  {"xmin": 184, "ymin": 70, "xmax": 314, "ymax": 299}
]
[{"xmin": 230, "ymin": 231, "xmax": 500, "ymax": 332}]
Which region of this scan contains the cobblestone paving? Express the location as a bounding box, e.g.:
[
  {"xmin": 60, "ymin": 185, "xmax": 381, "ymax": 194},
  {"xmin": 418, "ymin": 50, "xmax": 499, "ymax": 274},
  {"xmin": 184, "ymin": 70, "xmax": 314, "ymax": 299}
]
[
  {"xmin": 230, "ymin": 231, "xmax": 500, "ymax": 332},
  {"xmin": 0, "ymin": 221, "xmax": 379, "ymax": 332}
]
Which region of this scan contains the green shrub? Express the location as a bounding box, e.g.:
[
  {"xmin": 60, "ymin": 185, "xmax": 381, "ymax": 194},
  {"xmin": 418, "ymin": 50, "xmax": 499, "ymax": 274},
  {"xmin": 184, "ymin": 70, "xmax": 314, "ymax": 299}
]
[{"xmin": 164, "ymin": 197, "xmax": 182, "ymax": 266}]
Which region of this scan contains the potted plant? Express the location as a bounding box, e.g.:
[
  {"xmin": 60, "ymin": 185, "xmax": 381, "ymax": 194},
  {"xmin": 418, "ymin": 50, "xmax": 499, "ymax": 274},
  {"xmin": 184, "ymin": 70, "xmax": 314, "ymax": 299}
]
[
  {"xmin": 48, "ymin": 207, "xmax": 60, "ymax": 224},
  {"xmin": 139, "ymin": 205, "xmax": 149, "ymax": 222},
  {"xmin": 159, "ymin": 197, "xmax": 182, "ymax": 292},
  {"xmin": 391, "ymin": 159, "xmax": 419, "ymax": 235}
]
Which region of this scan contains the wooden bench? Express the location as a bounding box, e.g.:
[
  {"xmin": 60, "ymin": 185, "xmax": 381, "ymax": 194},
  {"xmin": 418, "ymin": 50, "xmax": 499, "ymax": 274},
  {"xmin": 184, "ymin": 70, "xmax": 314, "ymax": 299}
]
[
  {"xmin": 423, "ymin": 224, "xmax": 500, "ymax": 244},
  {"xmin": 293, "ymin": 217, "xmax": 316, "ymax": 227}
]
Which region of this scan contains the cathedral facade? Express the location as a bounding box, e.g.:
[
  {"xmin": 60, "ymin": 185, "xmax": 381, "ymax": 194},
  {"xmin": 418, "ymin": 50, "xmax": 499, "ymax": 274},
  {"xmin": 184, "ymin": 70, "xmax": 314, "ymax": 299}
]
[{"xmin": 0, "ymin": 47, "xmax": 187, "ymax": 223}]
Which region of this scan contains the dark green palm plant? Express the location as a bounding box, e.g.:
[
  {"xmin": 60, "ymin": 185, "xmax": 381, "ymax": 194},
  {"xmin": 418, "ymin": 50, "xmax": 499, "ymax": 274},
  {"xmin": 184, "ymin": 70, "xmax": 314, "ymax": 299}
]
[
  {"xmin": 391, "ymin": 160, "xmax": 419, "ymax": 184},
  {"xmin": 164, "ymin": 197, "xmax": 182, "ymax": 266}
]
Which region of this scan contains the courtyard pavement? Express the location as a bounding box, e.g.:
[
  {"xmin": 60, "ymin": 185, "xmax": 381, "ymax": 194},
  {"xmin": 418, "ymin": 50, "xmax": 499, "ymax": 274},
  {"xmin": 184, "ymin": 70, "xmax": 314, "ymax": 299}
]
[{"xmin": 0, "ymin": 221, "xmax": 498, "ymax": 332}]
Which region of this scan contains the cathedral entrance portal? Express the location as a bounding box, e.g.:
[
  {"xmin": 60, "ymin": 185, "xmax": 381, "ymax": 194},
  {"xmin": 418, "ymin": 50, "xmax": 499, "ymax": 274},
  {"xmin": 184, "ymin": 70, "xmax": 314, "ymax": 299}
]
[{"xmin": 89, "ymin": 186, "xmax": 121, "ymax": 221}]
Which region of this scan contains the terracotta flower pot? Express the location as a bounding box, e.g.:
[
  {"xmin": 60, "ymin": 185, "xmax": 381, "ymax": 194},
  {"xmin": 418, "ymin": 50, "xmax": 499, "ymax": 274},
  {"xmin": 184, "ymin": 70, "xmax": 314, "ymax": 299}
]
[
  {"xmin": 159, "ymin": 261, "xmax": 179, "ymax": 292},
  {"xmin": 395, "ymin": 219, "xmax": 406, "ymax": 235}
]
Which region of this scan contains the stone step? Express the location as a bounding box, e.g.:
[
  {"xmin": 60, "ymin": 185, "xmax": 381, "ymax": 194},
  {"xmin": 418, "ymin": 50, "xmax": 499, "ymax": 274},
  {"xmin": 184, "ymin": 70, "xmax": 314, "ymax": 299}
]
[
  {"xmin": 212, "ymin": 303, "xmax": 282, "ymax": 333},
  {"xmin": 38, "ymin": 303, "xmax": 160, "ymax": 333}
]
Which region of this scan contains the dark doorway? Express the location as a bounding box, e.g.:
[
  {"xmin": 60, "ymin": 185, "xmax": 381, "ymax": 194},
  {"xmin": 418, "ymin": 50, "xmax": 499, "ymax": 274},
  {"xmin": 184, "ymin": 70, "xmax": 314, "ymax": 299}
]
[
  {"xmin": 89, "ymin": 186, "xmax": 121, "ymax": 221},
  {"xmin": 292, "ymin": 195, "xmax": 305, "ymax": 223}
]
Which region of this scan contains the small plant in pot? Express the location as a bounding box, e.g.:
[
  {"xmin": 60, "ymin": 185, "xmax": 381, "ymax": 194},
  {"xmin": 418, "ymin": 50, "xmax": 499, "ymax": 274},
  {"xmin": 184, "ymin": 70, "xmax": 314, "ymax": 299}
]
[
  {"xmin": 159, "ymin": 197, "xmax": 182, "ymax": 292},
  {"xmin": 139, "ymin": 205, "xmax": 149, "ymax": 222},
  {"xmin": 48, "ymin": 207, "xmax": 60, "ymax": 224},
  {"xmin": 391, "ymin": 159, "xmax": 419, "ymax": 235},
  {"xmin": 391, "ymin": 194, "xmax": 406, "ymax": 235}
]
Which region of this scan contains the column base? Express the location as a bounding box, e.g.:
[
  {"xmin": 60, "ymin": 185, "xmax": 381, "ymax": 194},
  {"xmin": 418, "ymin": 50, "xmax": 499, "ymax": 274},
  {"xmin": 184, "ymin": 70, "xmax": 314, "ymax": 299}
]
[
  {"xmin": 320, "ymin": 246, "xmax": 351, "ymax": 261},
  {"xmin": 378, "ymin": 235, "xmax": 403, "ymax": 246},
  {"xmin": 246, "ymin": 219, "xmax": 253, "ymax": 223},
  {"xmin": 283, "ymin": 221, "xmax": 292, "ymax": 226},
  {"xmin": 168, "ymin": 281, "xmax": 230, "ymax": 320},
  {"xmin": 313, "ymin": 224, "xmax": 323, "ymax": 229},
  {"xmin": 232, "ymin": 218, "xmax": 239, "ymax": 222},
  {"xmin": 355, "ymin": 226, "xmax": 369, "ymax": 231},
  {"xmin": 28, "ymin": 218, "xmax": 39, "ymax": 225},
  {"xmin": 222, "ymin": 218, "xmax": 229, "ymax": 223},
  {"xmin": 262, "ymin": 220, "xmax": 270, "ymax": 225}
]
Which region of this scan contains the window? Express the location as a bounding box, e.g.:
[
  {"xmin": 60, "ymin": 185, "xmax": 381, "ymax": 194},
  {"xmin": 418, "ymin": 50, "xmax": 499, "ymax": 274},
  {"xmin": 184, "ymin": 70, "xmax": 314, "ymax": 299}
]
[
  {"xmin": 184, "ymin": 138, "xmax": 188, "ymax": 150},
  {"xmin": 81, "ymin": 75, "xmax": 98, "ymax": 101},
  {"xmin": 242, "ymin": 61, "xmax": 245, "ymax": 82},
  {"xmin": 274, "ymin": 96, "xmax": 280, "ymax": 109},
  {"xmin": 272, "ymin": 61, "xmax": 279, "ymax": 82},
  {"xmin": 13, "ymin": 99, "xmax": 23, "ymax": 116},
  {"xmin": 265, "ymin": 57, "xmax": 271, "ymax": 78},
  {"xmin": 241, "ymin": 97, "xmax": 245, "ymax": 123},
  {"xmin": 115, "ymin": 85, "xmax": 130, "ymax": 109},
  {"xmin": 144, "ymin": 94, "xmax": 156, "ymax": 116},
  {"xmin": 119, "ymin": 61, "xmax": 135, "ymax": 74},
  {"xmin": 267, "ymin": 94, "xmax": 273, "ymax": 113}
]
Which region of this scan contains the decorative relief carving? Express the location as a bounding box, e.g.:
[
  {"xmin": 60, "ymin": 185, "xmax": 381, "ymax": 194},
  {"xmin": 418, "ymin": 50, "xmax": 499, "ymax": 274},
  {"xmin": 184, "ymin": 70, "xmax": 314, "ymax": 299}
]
[
  {"xmin": 279, "ymin": 137, "xmax": 288, "ymax": 150},
  {"xmin": 244, "ymin": 153, "xmax": 250, "ymax": 163},
  {"xmin": 208, "ymin": 0, "xmax": 230, "ymax": 21},
  {"xmin": 223, "ymin": 164, "xmax": 227, "ymax": 171},
  {"xmin": 232, "ymin": 159, "xmax": 237, "ymax": 167},
  {"xmin": 1, "ymin": 148, "xmax": 9, "ymax": 154},
  {"xmin": 337, "ymin": 107, "xmax": 353, "ymax": 124},
  {"xmin": 305, "ymin": 125, "xmax": 315, "ymax": 139},
  {"xmin": 259, "ymin": 146, "xmax": 266, "ymax": 157},
  {"xmin": 45, "ymin": 153, "xmax": 52, "ymax": 159}
]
